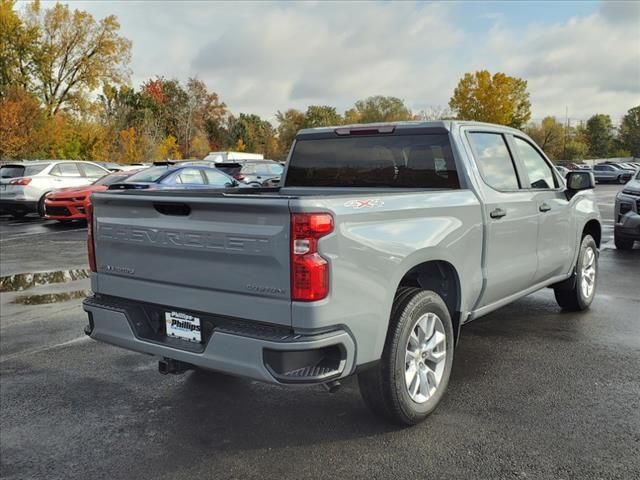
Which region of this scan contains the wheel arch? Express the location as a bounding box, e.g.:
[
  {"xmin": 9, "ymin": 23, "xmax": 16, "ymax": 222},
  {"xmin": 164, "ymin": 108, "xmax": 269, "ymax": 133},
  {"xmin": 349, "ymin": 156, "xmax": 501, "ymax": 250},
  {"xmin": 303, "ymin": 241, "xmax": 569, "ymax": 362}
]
[
  {"xmin": 583, "ymin": 219, "xmax": 601, "ymax": 247},
  {"xmin": 393, "ymin": 260, "xmax": 462, "ymax": 345}
]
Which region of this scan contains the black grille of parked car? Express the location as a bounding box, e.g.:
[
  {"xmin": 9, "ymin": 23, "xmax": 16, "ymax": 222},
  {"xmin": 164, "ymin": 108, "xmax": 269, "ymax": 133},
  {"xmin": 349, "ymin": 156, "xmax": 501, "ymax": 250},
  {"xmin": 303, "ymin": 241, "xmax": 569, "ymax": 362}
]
[{"xmin": 45, "ymin": 206, "xmax": 70, "ymax": 216}]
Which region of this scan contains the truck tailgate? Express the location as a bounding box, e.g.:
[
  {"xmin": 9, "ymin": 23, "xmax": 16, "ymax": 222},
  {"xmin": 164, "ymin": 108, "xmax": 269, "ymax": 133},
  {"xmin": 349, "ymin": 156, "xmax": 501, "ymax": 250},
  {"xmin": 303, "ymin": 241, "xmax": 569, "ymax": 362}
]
[{"xmin": 91, "ymin": 192, "xmax": 292, "ymax": 327}]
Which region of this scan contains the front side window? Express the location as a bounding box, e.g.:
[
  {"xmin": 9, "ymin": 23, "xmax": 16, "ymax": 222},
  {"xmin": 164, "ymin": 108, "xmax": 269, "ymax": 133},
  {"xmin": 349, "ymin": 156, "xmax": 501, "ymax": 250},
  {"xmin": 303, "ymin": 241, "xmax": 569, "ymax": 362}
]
[
  {"xmin": 468, "ymin": 132, "xmax": 520, "ymax": 191},
  {"xmin": 514, "ymin": 137, "xmax": 557, "ymax": 189}
]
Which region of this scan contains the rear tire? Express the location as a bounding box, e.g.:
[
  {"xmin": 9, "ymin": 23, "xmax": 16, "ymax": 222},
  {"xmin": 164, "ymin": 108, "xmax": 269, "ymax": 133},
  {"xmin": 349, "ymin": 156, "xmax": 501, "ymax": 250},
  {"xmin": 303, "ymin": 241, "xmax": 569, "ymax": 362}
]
[
  {"xmin": 358, "ymin": 288, "xmax": 454, "ymax": 425},
  {"xmin": 554, "ymin": 235, "xmax": 598, "ymax": 311},
  {"xmin": 37, "ymin": 194, "xmax": 49, "ymax": 217},
  {"xmin": 618, "ymin": 175, "xmax": 627, "ymax": 184}
]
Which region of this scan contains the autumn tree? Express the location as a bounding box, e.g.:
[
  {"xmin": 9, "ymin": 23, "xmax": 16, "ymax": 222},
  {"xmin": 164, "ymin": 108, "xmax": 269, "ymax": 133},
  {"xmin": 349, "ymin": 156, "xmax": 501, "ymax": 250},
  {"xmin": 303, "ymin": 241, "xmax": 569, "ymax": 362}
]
[
  {"xmin": 9, "ymin": 1, "xmax": 132, "ymax": 116},
  {"xmin": 0, "ymin": 0, "xmax": 39, "ymax": 97},
  {"xmin": 449, "ymin": 70, "xmax": 531, "ymax": 128},
  {"xmin": 345, "ymin": 95, "xmax": 412, "ymax": 123},
  {"xmin": 155, "ymin": 135, "xmax": 181, "ymax": 160},
  {"xmin": 0, "ymin": 87, "xmax": 45, "ymax": 157},
  {"xmin": 184, "ymin": 78, "xmax": 227, "ymax": 157},
  {"xmin": 617, "ymin": 106, "xmax": 640, "ymax": 157},
  {"xmin": 585, "ymin": 114, "xmax": 614, "ymax": 158}
]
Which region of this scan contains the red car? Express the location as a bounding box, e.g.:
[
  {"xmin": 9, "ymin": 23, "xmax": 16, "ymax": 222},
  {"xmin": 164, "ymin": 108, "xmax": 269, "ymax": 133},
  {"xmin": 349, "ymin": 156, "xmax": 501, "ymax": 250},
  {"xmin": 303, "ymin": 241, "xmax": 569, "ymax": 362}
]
[{"xmin": 44, "ymin": 170, "xmax": 139, "ymax": 221}]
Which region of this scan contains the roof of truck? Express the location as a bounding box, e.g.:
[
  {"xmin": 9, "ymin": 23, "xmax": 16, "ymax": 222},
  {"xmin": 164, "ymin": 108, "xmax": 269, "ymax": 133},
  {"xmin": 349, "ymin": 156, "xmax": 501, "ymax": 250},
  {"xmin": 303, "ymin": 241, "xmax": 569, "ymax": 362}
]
[{"xmin": 296, "ymin": 120, "xmax": 523, "ymax": 137}]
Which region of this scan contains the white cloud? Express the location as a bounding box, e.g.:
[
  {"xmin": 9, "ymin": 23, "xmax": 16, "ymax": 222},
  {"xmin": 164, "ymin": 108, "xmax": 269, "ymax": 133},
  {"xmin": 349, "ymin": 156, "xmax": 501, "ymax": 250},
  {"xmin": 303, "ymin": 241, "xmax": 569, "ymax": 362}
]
[
  {"xmin": 484, "ymin": 3, "xmax": 640, "ymax": 122},
  {"xmin": 49, "ymin": 1, "xmax": 639, "ymax": 123}
]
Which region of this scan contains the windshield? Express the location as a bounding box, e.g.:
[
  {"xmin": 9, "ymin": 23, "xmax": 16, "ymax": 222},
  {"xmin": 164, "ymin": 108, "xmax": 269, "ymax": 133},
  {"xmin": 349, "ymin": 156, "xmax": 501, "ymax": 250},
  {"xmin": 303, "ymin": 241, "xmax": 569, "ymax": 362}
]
[
  {"xmin": 286, "ymin": 134, "xmax": 459, "ymax": 188},
  {"xmin": 0, "ymin": 164, "xmax": 49, "ymax": 178},
  {"xmin": 124, "ymin": 166, "xmax": 169, "ymax": 183}
]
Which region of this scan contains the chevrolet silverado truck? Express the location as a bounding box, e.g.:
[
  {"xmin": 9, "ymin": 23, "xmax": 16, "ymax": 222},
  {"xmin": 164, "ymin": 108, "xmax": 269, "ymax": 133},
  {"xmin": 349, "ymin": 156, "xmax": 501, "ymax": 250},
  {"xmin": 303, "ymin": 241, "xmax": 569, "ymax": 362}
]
[{"xmin": 83, "ymin": 121, "xmax": 601, "ymax": 424}]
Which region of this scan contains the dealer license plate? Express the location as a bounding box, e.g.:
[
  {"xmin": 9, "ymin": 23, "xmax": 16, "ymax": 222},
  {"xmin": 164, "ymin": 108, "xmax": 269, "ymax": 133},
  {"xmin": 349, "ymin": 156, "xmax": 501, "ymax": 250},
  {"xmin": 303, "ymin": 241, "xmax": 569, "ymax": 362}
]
[{"xmin": 165, "ymin": 310, "xmax": 202, "ymax": 343}]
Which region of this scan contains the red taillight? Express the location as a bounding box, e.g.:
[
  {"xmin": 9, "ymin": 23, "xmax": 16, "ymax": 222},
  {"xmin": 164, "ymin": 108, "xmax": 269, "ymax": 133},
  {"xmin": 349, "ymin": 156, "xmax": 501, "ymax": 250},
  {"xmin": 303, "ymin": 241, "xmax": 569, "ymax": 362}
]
[
  {"xmin": 87, "ymin": 203, "xmax": 96, "ymax": 272},
  {"xmin": 291, "ymin": 213, "xmax": 333, "ymax": 301},
  {"xmin": 9, "ymin": 177, "xmax": 32, "ymax": 185}
]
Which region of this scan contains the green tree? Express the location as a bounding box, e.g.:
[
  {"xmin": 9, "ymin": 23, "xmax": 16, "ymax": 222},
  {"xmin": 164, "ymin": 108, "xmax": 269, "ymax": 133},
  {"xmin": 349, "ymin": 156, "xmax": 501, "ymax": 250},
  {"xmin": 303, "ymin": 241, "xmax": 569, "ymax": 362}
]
[
  {"xmin": 617, "ymin": 106, "xmax": 640, "ymax": 157},
  {"xmin": 276, "ymin": 108, "xmax": 306, "ymax": 155},
  {"xmin": 228, "ymin": 113, "xmax": 277, "ymax": 157},
  {"xmin": 585, "ymin": 114, "xmax": 613, "ymax": 158},
  {"xmin": 13, "ymin": 1, "xmax": 132, "ymax": 116},
  {"xmin": 449, "ymin": 70, "xmax": 531, "ymax": 128},
  {"xmin": 345, "ymin": 95, "xmax": 412, "ymax": 123},
  {"xmin": 525, "ymin": 117, "xmax": 565, "ymax": 160},
  {"xmin": 304, "ymin": 105, "xmax": 342, "ymax": 127},
  {"xmin": 563, "ymin": 140, "xmax": 589, "ymax": 161}
]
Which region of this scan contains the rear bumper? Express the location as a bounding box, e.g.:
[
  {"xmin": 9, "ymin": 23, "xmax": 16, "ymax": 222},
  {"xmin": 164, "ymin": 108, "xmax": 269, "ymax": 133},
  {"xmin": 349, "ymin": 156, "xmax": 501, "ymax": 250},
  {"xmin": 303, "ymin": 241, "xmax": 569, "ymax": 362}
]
[
  {"xmin": 0, "ymin": 199, "xmax": 38, "ymax": 214},
  {"xmin": 83, "ymin": 296, "xmax": 356, "ymax": 384}
]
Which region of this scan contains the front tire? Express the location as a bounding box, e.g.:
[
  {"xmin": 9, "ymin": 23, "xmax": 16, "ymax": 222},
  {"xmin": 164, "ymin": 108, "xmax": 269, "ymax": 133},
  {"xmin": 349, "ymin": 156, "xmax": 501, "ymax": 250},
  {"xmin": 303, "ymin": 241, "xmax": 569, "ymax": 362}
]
[
  {"xmin": 554, "ymin": 235, "xmax": 598, "ymax": 311},
  {"xmin": 358, "ymin": 288, "xmax": 454, "ymax": 425},
  {"xmin": 618, "ymin": 175, "xmax": 627, "ymax": 184}
]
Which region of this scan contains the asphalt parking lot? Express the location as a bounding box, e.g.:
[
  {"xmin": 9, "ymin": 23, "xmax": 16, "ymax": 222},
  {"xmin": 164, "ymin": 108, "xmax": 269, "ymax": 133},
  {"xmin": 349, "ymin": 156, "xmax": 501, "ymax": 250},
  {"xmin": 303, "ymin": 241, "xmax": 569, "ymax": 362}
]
[{"xmin": 1, "ymin": 184, "xmax": 638, "ymax": 480}]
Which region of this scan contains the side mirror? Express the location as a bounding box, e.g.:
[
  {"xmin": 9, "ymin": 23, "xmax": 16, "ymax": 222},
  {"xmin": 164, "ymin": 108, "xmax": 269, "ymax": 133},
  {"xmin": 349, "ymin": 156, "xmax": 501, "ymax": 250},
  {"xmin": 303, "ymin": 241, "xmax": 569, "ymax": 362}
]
[{"xmin": 565, "ymin": 171, "xmax": 595, "ymax": 199}]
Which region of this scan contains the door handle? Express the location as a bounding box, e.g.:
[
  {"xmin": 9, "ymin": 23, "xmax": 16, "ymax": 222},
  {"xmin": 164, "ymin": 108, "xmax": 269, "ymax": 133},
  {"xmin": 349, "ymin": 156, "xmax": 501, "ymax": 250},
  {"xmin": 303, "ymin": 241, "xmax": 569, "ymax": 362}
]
[
  {"xmin": 489, "ymin": 207, "xmax": 507, "ymax": 219},
  {"xmin": 539, "ymin": 203, "xmax": 551, "ymax": 212}
]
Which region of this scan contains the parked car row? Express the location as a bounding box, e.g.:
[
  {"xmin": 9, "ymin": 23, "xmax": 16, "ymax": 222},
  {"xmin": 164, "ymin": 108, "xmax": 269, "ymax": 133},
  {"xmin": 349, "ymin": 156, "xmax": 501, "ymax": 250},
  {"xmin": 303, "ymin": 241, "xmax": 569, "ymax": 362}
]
[
  {"xmin": 0, "ymin": 157, "xmax": 285, "ymax": 222},
  {"xmin": 593, "ymin": 164, "xmax": 635, "ymax": 184},
  {"xmin": 0, "ymin": 160, "xmax": 111, "ymax": 218}
]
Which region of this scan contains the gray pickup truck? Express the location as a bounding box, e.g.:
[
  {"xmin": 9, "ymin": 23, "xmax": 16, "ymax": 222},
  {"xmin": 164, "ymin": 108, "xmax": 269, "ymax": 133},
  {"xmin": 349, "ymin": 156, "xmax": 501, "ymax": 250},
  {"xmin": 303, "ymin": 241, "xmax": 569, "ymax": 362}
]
[{"xmin": 83, "ymin": 121, "xmax": 601, "ymax": 424}]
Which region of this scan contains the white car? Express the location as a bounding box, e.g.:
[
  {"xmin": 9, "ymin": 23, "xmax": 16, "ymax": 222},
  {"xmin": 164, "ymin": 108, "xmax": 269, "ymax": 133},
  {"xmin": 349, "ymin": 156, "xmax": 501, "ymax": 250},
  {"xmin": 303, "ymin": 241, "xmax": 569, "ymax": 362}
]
[{"xmin": 0, "ymin": 160, "xmax": 110, "ymax": 218}]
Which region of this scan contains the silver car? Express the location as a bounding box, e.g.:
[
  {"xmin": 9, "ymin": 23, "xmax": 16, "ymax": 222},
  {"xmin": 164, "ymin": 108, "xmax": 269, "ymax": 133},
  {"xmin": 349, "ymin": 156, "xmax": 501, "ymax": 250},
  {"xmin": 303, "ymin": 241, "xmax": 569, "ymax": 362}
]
[
  {"xmin": 592, "ymin": 164, "xmax": 633, "ymax": 184},
  {"xmin": 0, "ymin": 160, "xmax": 110, "ymax": 218}
]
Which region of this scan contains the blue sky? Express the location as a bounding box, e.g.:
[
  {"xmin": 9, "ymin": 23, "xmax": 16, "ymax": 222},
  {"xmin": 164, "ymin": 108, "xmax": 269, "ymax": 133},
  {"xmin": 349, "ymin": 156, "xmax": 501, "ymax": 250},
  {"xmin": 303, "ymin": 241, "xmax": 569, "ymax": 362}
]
[
  {"xmin": 43, "ymin": 1, "xmax": 639, "ymax": 124},
  {"xmin": 453, "ymin": 1, "xmax": 599, "ymax": 32}
]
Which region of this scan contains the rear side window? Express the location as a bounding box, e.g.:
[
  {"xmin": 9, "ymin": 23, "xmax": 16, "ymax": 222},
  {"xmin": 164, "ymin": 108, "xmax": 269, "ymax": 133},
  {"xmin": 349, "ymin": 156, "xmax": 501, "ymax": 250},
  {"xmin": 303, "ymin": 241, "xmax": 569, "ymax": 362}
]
[
  {"xmin": 513, "ymin": 137, "xmax": 557, "ymax": 189},
  {"xmin": 468, "ymin": 133, "xmax": 520, "ymax": 191},
  {"xmin": 285, "ymin": 134, "xmax": 459, "ymax": 188}
]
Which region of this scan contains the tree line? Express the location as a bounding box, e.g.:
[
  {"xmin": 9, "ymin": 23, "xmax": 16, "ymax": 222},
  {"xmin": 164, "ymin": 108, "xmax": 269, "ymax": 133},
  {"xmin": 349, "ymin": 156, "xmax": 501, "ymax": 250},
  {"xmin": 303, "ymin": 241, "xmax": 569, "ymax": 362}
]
[{"xmin": 1, "ymin": 1, "xmax": 638, "ymax": 163}]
